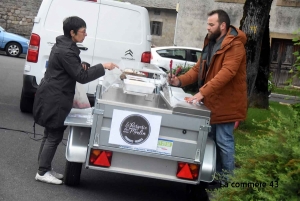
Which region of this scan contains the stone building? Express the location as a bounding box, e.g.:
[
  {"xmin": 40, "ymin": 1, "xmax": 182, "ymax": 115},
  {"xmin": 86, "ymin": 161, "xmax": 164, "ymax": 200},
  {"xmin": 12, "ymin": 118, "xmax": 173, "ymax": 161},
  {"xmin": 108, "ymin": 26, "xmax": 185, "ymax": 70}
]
[
  {"xmin": 124, "ymin": 0, "xmax": 178, "ymax": 47},
  {"xmin": 0, "ymin": 0, "xmax": 42, "ymax": 39},
  {"xmin": 175, "ymin": 0, "xmax": 300, "ymax": 86}
]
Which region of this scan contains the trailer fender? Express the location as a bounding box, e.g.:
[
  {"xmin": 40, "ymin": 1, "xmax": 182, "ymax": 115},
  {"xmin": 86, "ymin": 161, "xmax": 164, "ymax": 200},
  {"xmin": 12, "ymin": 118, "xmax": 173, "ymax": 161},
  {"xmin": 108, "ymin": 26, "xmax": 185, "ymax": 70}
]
[
  {"xmin": 200, "ymin": 137, "xmax": 216, "ymax": 182},
  {"xmin": 66, "ymin": 127, "xmax": 91, "ymax": 163}
]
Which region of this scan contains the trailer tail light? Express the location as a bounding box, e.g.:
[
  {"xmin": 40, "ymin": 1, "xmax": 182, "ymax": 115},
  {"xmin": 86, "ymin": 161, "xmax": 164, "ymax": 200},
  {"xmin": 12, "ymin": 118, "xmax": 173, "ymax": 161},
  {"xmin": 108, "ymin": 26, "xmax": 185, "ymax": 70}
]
[
  {"xmin": 27, "ymin": 33, "xmax": 40, "ymax": 63},
  {"xmin": 141, "ymin": 51, "xmax": 151, "ymax": 63},
  {"xmin": 89, "ymin": 149, "xmax": 113, "ymax": 167},
  {"xmin": 176, "ymin": 162, "xmax": 200, "ymax": 180}
]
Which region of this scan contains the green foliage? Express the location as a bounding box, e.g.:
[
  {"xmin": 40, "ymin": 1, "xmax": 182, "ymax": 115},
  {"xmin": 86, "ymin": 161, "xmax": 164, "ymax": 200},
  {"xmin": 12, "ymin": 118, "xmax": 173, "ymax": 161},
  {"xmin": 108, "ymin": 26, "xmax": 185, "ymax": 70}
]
[
  {"xmin": 210, "ymin": 104, "xmax": 300, "ymax": 201},
  {"xmin": 268, "ymin": 72, "xmax": 274, "ymax": 92},
  {"xmin": 171, "ymin": 65, "xmax": 198, "ymax": 93},
  {"xmin": 291, "ymin": 103, "xmax": 300, "ymax": 119}
]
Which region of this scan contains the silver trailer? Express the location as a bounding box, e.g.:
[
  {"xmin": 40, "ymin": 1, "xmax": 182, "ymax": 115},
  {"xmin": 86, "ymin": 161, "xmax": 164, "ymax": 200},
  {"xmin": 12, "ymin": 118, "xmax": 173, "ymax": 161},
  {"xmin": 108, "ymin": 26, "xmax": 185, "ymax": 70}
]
[{"xmin": 64, "ymin": 66, "xmax": 216, "ymax": 200}]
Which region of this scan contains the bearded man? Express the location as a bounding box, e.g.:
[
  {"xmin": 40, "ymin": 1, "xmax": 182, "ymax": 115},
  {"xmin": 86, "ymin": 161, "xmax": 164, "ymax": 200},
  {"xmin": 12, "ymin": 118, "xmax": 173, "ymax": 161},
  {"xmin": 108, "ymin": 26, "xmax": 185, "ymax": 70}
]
[{"xmin": 168, "ymin": 9, "xmax": 247, "ymax": 183}]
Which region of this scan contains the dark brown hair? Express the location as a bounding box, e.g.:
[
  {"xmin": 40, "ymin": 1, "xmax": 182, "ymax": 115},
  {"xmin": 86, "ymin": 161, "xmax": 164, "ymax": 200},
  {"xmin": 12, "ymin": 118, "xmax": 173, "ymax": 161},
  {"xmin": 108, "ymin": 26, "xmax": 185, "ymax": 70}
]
[{"xmin": 208, "ymin": 9, "xmax": 230, "ymax": 30}]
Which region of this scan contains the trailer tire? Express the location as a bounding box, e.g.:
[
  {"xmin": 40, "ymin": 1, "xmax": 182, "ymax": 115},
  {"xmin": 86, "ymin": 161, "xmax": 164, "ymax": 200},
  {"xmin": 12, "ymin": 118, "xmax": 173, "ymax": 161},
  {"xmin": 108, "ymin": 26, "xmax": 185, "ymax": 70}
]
[
  {"xmin": 64, "ymin": 160, "xmax": 82, "ymax": 186},
  {"xmin": 186, "ymin": 182, "xmax": 209, "ymax": 201}
]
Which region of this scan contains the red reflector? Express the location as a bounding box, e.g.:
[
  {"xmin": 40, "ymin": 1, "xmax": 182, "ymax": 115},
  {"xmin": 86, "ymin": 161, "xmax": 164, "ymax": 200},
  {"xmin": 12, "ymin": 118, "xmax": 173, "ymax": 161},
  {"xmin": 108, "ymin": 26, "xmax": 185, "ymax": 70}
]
[
  {"xmin": 177, "ymin": 163, "xmax": 193, "ymax": 179},
  {"xmin": 141, "ymin": 51, "xmax": 151, "ymax": 63},
  {"xmin": 27, "ymin": 33, "xmax": 40, "ymax": 63},
  {"xmin": 176, "ymin": 162, "xmax": 199, "ymax": 180},
  {"xmin": 90, "ymin": 149, "xmax": 112, "ymax": 167}
]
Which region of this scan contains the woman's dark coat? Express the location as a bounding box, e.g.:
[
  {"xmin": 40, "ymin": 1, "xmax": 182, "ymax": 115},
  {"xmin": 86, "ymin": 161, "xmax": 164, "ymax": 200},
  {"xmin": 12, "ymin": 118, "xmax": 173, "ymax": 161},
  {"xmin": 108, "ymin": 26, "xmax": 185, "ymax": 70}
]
[{"xmin": 33, "ymin": 35, "xmax": 105, "ymax": 129}]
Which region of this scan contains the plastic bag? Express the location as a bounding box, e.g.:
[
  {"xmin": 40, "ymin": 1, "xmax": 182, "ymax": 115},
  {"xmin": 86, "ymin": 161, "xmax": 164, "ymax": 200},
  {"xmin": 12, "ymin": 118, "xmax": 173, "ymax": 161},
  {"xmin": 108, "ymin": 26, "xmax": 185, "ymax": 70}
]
[
  {"xmin": 102, "ymin": 67, "xmax": 122, "ymax": 91},
  {"xmin": 73, "ymin": 82, "xmax": 91, "ymax": 109}
]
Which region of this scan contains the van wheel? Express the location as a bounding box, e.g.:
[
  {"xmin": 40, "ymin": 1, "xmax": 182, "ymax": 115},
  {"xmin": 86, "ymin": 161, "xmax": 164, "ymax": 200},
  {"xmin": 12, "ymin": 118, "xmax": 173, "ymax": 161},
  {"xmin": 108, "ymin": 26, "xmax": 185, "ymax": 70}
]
[
  {"xmin": 20, "ymin": 89, "xmax": 34, "ymax": 113},
  {"xmin": 186, "ymin": 182, "xmax": 209, "ymax": 201},
  {"xmin": 64, "ymin": 160, "xmax": 83, "ymax": 186},
  {"xmin": 6, "ymin": 42, "xmax": 22, "ymax": 57}
]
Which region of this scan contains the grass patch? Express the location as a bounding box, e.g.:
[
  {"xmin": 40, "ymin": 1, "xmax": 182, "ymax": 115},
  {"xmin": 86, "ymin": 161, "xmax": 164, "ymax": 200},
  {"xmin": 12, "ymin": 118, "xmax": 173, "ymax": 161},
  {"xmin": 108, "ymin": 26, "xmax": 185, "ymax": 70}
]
[
  {"xmin": 273, "ymin": 86, "xmax": 300, "ymax": 97},
  {"xmin": 234, "ymin": 101, "xmax": 293, "ymax": 146}
]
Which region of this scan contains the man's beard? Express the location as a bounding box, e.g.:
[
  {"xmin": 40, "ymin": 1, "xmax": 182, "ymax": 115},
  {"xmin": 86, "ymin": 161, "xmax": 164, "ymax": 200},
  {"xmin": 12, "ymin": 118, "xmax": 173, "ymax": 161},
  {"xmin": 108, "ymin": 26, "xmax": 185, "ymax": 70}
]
[{"xmin": 208, "ymin": 27, "xmax": 221, "ymax": 41}]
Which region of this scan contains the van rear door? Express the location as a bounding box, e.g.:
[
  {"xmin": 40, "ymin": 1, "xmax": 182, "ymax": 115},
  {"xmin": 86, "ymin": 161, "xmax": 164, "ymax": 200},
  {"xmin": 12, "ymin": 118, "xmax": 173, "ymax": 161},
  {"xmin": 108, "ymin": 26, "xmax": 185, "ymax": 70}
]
[
  {"xmin": 39, "ymin": 0, "xmax": 100, "ymax": 91},
  {"xmin": 88, "ymin": 0, "xmax": 151, "ymax": 94}
]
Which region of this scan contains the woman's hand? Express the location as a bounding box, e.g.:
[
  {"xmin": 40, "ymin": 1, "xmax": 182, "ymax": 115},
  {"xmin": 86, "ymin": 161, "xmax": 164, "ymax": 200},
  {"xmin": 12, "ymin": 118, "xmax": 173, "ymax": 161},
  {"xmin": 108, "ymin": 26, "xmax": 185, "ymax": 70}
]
[{"xmin": 103, "ymin": 62, "xmax": 119, "ymax": 70}]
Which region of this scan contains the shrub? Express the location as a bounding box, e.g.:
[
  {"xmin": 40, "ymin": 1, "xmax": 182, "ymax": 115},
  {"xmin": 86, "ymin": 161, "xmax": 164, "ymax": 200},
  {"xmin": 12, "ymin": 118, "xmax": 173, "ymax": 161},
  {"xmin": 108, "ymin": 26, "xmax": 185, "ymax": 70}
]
[
  {"xmin": 171, "ymin": 65, "xmax": 199, "ymax": 93},
  {"xmin": 291, "ymin": 103, "xmax": 300, "ymax": 119},
  {"xmin": 210, "ymin": 105, "xmax": 300, "ymax": 201}
]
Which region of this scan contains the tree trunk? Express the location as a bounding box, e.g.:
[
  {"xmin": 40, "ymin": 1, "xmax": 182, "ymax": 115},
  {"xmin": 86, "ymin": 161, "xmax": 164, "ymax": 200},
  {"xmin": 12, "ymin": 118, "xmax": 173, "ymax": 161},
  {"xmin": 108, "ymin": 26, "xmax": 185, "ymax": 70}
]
[
  {"xmin": 240, "ymin": 0, "xmax": 273, "ymax": 108},
  {"xmin": 249, "ymin": 16, "xmax": 271, "ymax": 108}
]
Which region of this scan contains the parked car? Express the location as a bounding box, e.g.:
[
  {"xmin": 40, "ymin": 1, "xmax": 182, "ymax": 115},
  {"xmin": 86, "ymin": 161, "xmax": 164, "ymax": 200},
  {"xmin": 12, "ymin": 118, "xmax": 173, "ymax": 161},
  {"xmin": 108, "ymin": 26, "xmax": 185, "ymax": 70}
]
[
  {"xmin": 0, "ymin": 26, "xmax": 29, "ymax": 57},
  {"xmin": 151, "ymin": 46, "xmax": 202, "ymax": 72}
]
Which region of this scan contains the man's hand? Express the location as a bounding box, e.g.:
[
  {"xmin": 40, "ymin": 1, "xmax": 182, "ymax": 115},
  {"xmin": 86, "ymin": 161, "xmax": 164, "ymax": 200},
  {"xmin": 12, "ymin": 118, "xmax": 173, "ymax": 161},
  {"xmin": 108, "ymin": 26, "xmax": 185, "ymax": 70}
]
[
  {"xmin": 103, "ymin": 62, "xmax": 119, "ymax": 70},
  {"xmin": 185, "ymin": 92, "xmax": 204, "ymax": 104},
  {"xmin": 168, "ymin": 73, "xmax": 181, "ymax": 87}
]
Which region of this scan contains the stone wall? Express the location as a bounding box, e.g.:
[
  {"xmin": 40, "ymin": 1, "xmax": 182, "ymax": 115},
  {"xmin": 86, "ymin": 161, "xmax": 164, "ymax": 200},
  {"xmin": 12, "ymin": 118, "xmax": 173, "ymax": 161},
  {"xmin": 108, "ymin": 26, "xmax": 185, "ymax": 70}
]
[
  {"xmin": 0, "ymin": 0, "xmax": 42, "ymax": 39},
  {"xmin": 175, "ymin": 0, "xmax": 300, "ymax": 48},
  {"xmin": 175, "ymin": 0, "xmax": 245, "ymax": 48}
]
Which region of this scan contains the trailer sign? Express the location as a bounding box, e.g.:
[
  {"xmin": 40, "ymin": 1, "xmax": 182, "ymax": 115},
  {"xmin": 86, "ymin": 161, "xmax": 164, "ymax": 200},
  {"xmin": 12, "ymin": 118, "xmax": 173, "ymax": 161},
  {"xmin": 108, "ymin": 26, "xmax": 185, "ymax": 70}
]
[
  {"xmin": 120, "ymin": 114, "xmax": 151, "ymax": 145},
  {"xmin": 109, "ymin": 110, "xmax": 162, "ymax": 150}
]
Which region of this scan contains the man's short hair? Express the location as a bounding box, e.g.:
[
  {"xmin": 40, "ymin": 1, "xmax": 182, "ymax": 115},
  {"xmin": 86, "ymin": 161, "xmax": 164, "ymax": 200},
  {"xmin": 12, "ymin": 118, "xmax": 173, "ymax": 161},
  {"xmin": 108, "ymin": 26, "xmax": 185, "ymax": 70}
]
[
  {"xmin": 208, "ymin": 9, "xmax": 230, "ymax": 30},
  {"xmin": 63, "ymin": 16, "xmax": 86, "ymax": 38}
]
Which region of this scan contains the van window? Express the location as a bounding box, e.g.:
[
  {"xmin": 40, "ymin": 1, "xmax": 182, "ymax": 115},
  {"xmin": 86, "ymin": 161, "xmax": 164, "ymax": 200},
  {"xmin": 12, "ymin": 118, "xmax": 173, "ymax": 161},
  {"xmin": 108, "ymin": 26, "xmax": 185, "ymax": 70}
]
[
  {"xmin": 97, "ymin": 4, "xmax": 142, "ymax": 44},
  {"xmin": 44, "ymin": 0, "xmax": 99, "ymax": 36}
]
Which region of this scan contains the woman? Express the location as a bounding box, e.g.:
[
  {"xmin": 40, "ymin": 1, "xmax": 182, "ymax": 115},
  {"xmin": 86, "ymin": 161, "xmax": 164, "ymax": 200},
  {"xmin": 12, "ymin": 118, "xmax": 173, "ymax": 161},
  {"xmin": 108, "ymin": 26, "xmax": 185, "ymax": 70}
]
[{"xmin": 33, "ymin": 16, "xmax": 118, "ymax": 185}]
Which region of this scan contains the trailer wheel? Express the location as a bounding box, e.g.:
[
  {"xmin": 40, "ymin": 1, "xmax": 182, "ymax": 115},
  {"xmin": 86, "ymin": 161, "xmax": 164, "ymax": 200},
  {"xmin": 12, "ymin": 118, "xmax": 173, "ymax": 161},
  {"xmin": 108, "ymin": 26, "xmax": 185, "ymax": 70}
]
[
  {"xmin": 63, "ymin": 160, "xmax": 83, "ymax": 186},
  {"xmin": 186, "ymin": 182, "xmax": 209, "ymax": 201}
]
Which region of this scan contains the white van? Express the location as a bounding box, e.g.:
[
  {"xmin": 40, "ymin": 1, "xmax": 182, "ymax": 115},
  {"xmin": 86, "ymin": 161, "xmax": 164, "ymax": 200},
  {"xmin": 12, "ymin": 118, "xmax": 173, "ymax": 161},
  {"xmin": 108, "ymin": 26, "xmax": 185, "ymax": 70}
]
[{"xmin": 20, "ymin": 0, "xmax": 152, "ymax": 113}]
